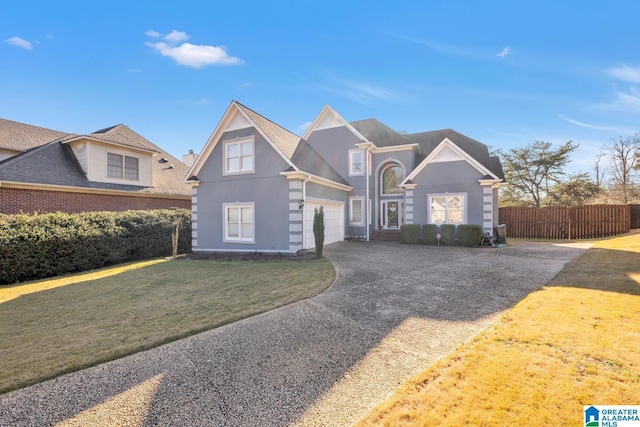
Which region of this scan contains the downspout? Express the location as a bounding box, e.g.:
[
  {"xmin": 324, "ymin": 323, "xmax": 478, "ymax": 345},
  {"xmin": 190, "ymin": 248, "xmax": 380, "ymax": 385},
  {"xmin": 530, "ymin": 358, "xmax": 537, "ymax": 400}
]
[{"xmin": 365, "ymin": 148, "xmax": 371, "ymax": 242}]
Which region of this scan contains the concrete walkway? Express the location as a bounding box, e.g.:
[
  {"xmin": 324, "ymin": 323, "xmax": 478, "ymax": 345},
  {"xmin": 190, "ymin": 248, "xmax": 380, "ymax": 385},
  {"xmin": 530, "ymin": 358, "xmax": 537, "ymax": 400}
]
[{"xmin": 0, "ymin": 241, "xmax": 589, "ymax": 426}]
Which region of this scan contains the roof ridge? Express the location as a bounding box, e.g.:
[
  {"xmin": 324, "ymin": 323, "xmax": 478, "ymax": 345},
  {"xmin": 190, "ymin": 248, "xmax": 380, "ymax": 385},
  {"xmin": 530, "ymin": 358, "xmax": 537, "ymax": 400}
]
[
  {"xmin": 0, "ymin": 117, "xmax": 69, "ymax": 135},
  {"xmin": 234, "ymin": 101, "xmax": 300, "ymax": 138}
]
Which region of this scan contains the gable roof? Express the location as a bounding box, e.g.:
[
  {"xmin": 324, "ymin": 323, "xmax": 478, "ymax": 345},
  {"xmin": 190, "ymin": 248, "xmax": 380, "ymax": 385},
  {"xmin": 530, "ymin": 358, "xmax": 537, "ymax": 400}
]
[
  {"xmin": 0, "ymin": 118, "xmax": 69, "ymax": 152},
  {"xmin": 407, "ymin": 129, "xmax": 504, "ymax": 180},
  {"xmin": 188, "ymin": 101, "xmax": 349, "ymax": 187},
  {"xmin": 63, "ymin": 124, "xmax": 159, "ymax": 153},
  {"xmin": 0, "ymin": 120, "xmax": 191, "ymax": 196},
  {"xmin": 302, "ymin": 105, "xmax": 368, "ymax": 143},
  {"xmin": 350, "ymin": 118, "xmax": 415, "ymax": 148}
]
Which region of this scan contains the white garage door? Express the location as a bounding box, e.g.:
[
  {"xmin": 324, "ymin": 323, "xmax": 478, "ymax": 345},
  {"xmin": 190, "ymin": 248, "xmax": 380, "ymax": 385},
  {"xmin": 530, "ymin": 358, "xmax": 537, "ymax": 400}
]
[{"xmin": 304, "ymin": 201, "xmax": 344, "ymax": 249}]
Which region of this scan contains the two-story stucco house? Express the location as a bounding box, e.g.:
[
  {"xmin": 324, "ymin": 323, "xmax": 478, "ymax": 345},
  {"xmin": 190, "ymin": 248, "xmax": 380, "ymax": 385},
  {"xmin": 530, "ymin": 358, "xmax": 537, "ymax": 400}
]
[{"xmin": 186, "ymin": 100, "xmax": 504, "ymax": 253}]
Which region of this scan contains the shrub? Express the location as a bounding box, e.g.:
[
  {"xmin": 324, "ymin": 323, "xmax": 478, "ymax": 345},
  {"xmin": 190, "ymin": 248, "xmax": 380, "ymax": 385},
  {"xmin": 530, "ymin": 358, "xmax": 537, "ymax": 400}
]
[
  {"xmin": 440, "ymin": 224, "xmax": 456, "ymax": 245},
  {"xmin": 0, "ymin": 209, "xmax": 191, "ymax": 285},
  {"xmin": 422, "ymin": 224, "xmax": 438, "ymax": 245},
  {"xmin": 313, "ymin": 206, "xmax": 325, "ymax": 258},
  {"xmin": 400, "ymin": 224, "xmax": 421, "ymax": 244},
  {"xmin": 458, "ymin": 224, "xmax": 483, "ymax": 247}
]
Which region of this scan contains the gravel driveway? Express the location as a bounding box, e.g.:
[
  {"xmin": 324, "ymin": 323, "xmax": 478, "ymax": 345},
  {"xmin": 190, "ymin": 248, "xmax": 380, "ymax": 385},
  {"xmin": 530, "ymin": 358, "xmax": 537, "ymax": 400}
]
[{"xmin": 0, "ymin": 241, "xmax": 589, "ymax": 426}]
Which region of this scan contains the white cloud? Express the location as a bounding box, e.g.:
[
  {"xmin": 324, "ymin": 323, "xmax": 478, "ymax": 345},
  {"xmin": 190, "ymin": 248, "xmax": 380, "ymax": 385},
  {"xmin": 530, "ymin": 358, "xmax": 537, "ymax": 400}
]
[
  {"xmin": 5, "ymin": 36, "xmax": 33, "ymax": 50},
  {"xmin": 319, "ymin": 73, "xmax": 412, "ymax": 105},
  {"xmin": 45, "ymin": 34, "xmax": 54, "ymax": 40},
  {"xmin": 181, "ymin": 97, "xmax": 211, "ymax": 105},
  {"xmin": 145, "ymin": 30, "xmax": 161, "ymax": 38},
  {"xmin": 607, "ymin": 65, "xmax": 640, "ymax": 83},
  {"xmin": 594, "ymin": 87, "xmax": 640, "ymax": 113},
  {"xmin": 164, "ymin": 30, "xmax": 189, "ymax": 44},
  {"xmin": 497, "ymin": 47, "xmax": 511, "ymax": 58},
  {"xmin": 235, "ymin": 82, "xmax": 252, "ymax": 89},
  {"xmin": 557, "ymin": 114, "xmax": 630, "ymax": 133},
  {"xmin": 146, "ymin": 41, "xmax": 243, "ymax": 68}
]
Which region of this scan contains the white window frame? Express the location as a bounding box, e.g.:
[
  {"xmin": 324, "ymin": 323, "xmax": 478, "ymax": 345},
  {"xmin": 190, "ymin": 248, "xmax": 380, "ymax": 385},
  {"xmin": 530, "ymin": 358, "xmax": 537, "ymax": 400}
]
[
  {"xmin": 380, "ymin": 164, "xmax": 404, "ymax": 195},
  {"xmin": 223, "ymin": 202, "xmax": 255, "ymax": 243},
  {"xmin": 106, "ymin": 152, "xmax": 140, "ymax": 181},
  {"xmin": 349, "ymin": 197, "xmax": 365, "ymax": 226},
  {"xmin": 349, "ymin": 149, "xmax": 364, "ymax": 176},
  {"xmin": 223, "ymin": 136, "xmax": 255, "ymax": 175},
  {"xmin": 428, "ymin": 193, "xmax": 467, "ymax": 224}
]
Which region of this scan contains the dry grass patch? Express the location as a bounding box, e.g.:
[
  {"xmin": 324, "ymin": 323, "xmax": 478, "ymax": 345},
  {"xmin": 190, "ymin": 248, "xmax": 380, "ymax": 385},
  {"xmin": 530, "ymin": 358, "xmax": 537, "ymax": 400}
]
[
  {"xmin": 358, "ymin": 232, "xmax": 640, "ymax": 426},
  {"xmin": 0, "ymin": 257, "xmax": 334, "ymax": 394}
]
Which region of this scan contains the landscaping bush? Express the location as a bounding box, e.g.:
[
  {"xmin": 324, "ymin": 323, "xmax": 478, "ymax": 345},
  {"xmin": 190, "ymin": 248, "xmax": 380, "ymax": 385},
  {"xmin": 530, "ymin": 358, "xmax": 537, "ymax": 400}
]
[
  {"xmin": 0, "ymin": 209, "xmax": 191, "ymax": 285},
  {"xmin": 400, "ymin": 224, "xmax": 421, "ymax": 244},
  {"xmin": 422, "ymin": 224, "xmax": 438, "ymax": 245},
  {"xmin": 440, "ymin": 224, "xmax": 456, "ymax": 245},
  {"xmin": 458, "ymin": 224, "xmax": 483, "ymax": 247}
]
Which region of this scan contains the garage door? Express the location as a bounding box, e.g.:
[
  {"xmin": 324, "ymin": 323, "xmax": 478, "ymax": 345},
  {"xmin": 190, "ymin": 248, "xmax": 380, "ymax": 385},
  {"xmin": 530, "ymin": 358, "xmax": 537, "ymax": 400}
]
[{"xmin": 304, "ymin": 201, "xmax": 344, "ymax": 249}]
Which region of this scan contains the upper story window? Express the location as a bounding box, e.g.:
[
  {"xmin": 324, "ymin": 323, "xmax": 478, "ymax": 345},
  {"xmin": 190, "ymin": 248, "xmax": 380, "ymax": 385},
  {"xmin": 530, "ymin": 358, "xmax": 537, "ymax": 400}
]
[
  {"xmin": 107, "ymin": 153, "xmax": 139, "ymax": 180},
  {"xmin": 349, "ymin": 149, "xmax": 364, "ymax": 176},
  {"xmin": 429, "ymin": 194, "xmax": 466, "ymax": 224},
  {"xmin": 224, "ymin": 137, "xmax": 254, "ymax": 174},
  {"xmin": 381, "ymin": 164, "xmax": 403, "ymax": 195}
]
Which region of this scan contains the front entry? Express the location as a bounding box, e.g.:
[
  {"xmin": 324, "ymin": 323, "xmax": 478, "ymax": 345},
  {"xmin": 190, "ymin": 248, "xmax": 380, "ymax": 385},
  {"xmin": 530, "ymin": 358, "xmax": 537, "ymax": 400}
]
[{"xmin": 381, "ymin": 200, "xmax": 403, "ymax": 229}]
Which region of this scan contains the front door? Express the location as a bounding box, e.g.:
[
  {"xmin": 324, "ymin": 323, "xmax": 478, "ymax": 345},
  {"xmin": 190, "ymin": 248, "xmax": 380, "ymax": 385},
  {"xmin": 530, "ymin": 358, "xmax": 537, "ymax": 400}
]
[{"xmin": 381, "ymin": 200, "xmax": 402, "ymax": 229}]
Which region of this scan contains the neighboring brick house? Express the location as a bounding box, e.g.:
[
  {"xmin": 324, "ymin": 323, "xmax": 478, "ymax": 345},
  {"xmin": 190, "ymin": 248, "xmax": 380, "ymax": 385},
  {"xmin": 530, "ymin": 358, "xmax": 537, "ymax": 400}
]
[{"xmin": 0, "ymin": 119, "xmax": 191, "ymax": 214}]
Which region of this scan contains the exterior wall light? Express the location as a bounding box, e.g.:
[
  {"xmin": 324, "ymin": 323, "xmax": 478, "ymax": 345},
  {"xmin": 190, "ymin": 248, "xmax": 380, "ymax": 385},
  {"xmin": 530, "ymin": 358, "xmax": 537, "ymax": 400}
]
[{"xmin": 299, "ymin": 199, "xmax": 305, "ymax": 210}]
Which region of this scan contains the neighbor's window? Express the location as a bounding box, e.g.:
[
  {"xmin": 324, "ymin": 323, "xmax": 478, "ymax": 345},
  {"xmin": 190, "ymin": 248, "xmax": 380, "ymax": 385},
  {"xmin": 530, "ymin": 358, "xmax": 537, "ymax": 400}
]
[
  {"xmin": 224, "ymin": 203, "xmax": 254, "ymax": 243},
  {"xmin": 429, "ymin": 194, "xmax": 465, "ymax": 224},
  {"xmin": 381, "ymin": 164, "xmax": 403, "ymax": 195},
  {"xmin": 224, "ymin": 138, "xmax": 254, "ymax": 174},
  {"xmin": 349, "ymin": 149, "xmax": 364, "ymax": 176},
  {"xmin": 349, "ymin": 197, "xmax": 364, "ymax": 226},
  {"xmin": 107, "ymin": 153, "xmax": 139, "ymax": 180}
]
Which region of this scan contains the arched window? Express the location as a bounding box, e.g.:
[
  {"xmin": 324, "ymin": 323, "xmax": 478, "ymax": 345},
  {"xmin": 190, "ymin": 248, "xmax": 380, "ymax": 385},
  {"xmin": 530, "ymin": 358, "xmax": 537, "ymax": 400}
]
[{"xmin": 381, "ymin": 164, "xmax": 403, "ymax": 195}]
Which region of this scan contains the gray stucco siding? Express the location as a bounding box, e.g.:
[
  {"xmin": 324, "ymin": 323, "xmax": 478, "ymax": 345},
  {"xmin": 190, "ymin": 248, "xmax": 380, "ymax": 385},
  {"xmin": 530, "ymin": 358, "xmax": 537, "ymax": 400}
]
[
  {"xmin": 306, "ymin": 126, "xmax": 362, "ymax": 182},
  {"xmin": 194, "ymin": 126, "xmax": 294, "ymax": 252},
  {"xmin": 410, "ymin": 161, "xmax": 486, "ymax": 226}
]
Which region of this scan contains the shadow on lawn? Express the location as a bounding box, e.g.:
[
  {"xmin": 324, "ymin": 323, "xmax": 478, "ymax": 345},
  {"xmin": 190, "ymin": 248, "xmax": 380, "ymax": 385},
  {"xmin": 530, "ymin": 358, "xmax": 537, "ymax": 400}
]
[{"xmin": 0, "ymin": 240, "xmax": 604, "ymax": 426}]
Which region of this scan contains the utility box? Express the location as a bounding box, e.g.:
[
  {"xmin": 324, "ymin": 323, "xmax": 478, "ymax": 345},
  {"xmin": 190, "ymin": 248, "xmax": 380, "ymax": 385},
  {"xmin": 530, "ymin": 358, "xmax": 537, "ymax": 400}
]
[{"xmin": 494, "ymin": 224, "xmax": 507, "ymax": 244}]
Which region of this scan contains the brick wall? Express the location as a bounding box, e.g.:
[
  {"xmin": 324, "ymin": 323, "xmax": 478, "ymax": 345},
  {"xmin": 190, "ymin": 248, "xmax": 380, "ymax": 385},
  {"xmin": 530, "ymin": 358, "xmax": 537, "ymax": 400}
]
[{"xmin": 0, "ymin": 187, "xmax": 190, "ymax": 215}]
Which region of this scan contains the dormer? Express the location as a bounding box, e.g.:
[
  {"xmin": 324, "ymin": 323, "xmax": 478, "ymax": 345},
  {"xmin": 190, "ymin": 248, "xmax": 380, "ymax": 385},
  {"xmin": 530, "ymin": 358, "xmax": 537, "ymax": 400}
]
[{"xmin": 63, "ymin": 125, "xmax": 158, "ymax": 187}]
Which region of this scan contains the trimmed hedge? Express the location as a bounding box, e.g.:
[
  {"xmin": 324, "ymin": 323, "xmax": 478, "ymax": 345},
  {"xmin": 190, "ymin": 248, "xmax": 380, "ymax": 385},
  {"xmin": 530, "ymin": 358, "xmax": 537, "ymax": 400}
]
[
  {"xmin": 440, "ymin": 224, "xmax": 456, "ymax": 245},
  {"xmin": 0, "ymin": 209, "xmax": 191, "ymax": 285},
  {"xmin": 400, "ymin": 224, "xmax": 421, "ymax": 244},
  {"xmin": 422, "ymin": 224, "xmax": 438, "ymax": 245},
  {"xmin": 458, "ymin": 224, "xmax": 483, "ymax": 247}
]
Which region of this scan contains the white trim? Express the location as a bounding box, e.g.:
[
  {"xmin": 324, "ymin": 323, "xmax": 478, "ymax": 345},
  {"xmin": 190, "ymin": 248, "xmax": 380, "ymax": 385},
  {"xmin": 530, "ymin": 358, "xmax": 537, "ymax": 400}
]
[
  {"xmin": 348, "ymin": 196, "xmax": 365, "ymax": 226},
  {"xmin": 222, "ymin": 136, "xmax": 255, "ymax": 175},
  {"xmin": 402, "ymin": 138, "xmax": 499, "ymax": 185},
  {"xmin": 427, "ymin": 193, "xmax": 468, "ymax": 225},
  {"xmin": 0, "ymin": 180, "xmax": 190, "ymax": 199},
  {"xmin": 223, "ymin": 202, "xmax": 255, "ymax": 244},
  {"xmin": 106, "ymin": 152, "xmax": 140, "ymax": 182},
  {"xmin": 348, "ymin": 149, "xmax": 364, "ymax": 176},
  {"xmin": 63, "ymin": 136, "xmax": 157, "ymax": 154},
  {"xmin": 380, "ymin": 163, "xmax": 405, "ymax": 196},
  {"xmin": 186, "ymin": 101, "xmax": 298, "ymax": 182},
  {"xmin": 280, "ymin": 171, "xmax": 352, "ymax": 192},
  {"xmin": 370, "ymin": 144, "xmax": 418, "ymax": 153},
  {"xmin": 302, "ymin": 105, "xmax": 369, "ymax": 143}
]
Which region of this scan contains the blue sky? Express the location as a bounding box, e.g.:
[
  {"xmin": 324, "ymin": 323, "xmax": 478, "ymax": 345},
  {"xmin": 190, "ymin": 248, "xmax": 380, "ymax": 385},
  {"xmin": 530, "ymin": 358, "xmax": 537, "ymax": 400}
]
[{"xmin": 3, "ymin": 1, "xmax": 640, "ymax": 173}]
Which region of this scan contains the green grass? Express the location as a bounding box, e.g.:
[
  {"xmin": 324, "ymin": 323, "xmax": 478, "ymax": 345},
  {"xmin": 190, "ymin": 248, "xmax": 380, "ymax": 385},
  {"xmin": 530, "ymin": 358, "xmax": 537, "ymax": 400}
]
[
  {"xmin": 0, "ymin": 257, "xmax": 334, "ymax": 394},
  {"xmin": 358, "ymin": 231, "xmax": 640, "ymax": 426}
]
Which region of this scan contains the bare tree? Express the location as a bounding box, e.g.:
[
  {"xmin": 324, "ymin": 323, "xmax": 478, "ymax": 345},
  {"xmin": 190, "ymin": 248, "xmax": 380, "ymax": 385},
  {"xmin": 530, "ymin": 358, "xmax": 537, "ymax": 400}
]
[
  {"xmin": 594, "ymin": 151, "xmax": 607, "ymax": 186},
  {"xmin": 605, "ymin": 133, "xmax": 640, "ymax": 203}
]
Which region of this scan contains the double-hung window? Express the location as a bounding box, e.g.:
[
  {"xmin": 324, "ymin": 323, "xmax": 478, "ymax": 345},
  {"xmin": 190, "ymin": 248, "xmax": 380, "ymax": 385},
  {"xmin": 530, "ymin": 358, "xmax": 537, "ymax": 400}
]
[
  {"xmin": 349, "ymin": 149, "xmax": 364, "ymax": 176},
  {"xmin": 224, "ymin": 138, "xmax": 254, "ymax": 174},
  {"xmin": 107, "ymin": 153, "xmax": 139, "ymax": 180},
  {"xmin": 224, "ymin": 203, "xmax": 255, "ymax": 243},
  {"xmin": 349, "ymin": 197, "xmax": 364, "ymax": 226},
  {"xmin": 429, "ymin": 194, "xmax": 466, "ymax": 224}
]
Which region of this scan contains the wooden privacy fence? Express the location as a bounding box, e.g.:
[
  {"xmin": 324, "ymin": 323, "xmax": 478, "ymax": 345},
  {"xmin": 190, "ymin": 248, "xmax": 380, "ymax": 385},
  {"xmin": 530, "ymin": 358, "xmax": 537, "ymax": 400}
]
[
  {"xmin": 632, "ymin": 204, "xmax": 640, "ymax": 229},
  {"xmin": 499, "ymin": 205, "xmax": 631, "ymax": 239}
]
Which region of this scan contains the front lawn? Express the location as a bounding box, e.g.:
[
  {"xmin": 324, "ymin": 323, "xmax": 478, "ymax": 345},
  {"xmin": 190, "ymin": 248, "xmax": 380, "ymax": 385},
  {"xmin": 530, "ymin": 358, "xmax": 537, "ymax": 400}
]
[
  {"xmin": 0, "ymin": 257, "xmax": 334, "ymax": 394},
  {"xmin": 358, "ymin": 232, "xmax": 640, "ymax": 426}
]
